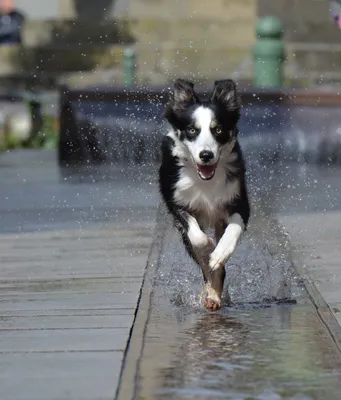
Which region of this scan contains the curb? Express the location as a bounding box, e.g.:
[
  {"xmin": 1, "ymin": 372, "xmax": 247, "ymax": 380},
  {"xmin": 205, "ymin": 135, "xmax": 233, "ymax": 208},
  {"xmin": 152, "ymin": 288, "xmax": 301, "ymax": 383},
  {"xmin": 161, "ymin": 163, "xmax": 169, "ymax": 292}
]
[
  {"xmin": 115, "ymin": 204, "xmax": 167, "ymax": 400},
  {"xmin": 295, "ymin": 264, "xmax": 341, "ymax": 354},
  {"xmin": 279, "ymin": 219, "xmax": 341, "ymax": 354}
]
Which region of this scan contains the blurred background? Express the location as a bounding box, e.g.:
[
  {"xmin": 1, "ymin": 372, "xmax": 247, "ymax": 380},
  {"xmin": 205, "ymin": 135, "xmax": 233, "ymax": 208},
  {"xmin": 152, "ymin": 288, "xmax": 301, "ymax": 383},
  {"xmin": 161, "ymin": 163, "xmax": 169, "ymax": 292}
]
[
  {"xmin": 0, "ymin": 0, "xmax": 340, "ymax": 155},
  {"xmin": 5, "ymin": 0, "xmax": 341, "ymax": 87}
]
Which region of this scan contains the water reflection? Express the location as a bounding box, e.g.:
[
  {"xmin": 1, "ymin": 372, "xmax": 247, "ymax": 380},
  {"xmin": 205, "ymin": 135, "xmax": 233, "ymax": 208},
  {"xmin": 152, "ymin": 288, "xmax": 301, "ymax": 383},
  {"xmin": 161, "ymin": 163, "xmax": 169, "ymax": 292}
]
[
  {"xmin": 134, "ymin": 169, "xmax": 341, "ymax": 399},
  {"xmin": 137, "ymin": 302, "xmax": 341, "ymax": 400}
]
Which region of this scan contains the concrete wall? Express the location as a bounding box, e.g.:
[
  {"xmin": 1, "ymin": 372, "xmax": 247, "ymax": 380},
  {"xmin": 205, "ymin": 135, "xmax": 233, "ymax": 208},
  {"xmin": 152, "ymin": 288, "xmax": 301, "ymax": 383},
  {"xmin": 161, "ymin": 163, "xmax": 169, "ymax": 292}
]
[
  {"xmin": 129, "ymin": 0, "xmax": 256, "ymax": 20},
  {"xmin": 14, "ymin": 0, "xmax": 340, "ymax": 43},
  {"xmin": 16, "ymin": 0, "xmax": 257, "ymax": 21},
  {"xmin": 15, "ymin": 0, "xmax": 129, "ymax": 19},
  {"xmin": 8, "ymin": 0, "xmax": 341, "ymax": 85}
]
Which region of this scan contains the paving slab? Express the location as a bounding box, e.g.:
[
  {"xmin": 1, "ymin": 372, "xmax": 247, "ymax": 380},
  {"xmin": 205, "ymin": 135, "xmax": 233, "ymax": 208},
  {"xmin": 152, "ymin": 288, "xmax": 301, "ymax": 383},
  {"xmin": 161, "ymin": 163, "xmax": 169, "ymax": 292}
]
[
  {"xmin": 279, "ymin": 211, "xmax": 341, "ymax": 327},
  {"xmin": 0, "ymin": 225, "xmax": 155, "ymax": 399},
  {"xmin": 0, "ymin": 150, "xmax": 158, "ymax": 399},
  {"xmin": 0, "ymin": 352, "xmax": 123, "ymax": 400}
]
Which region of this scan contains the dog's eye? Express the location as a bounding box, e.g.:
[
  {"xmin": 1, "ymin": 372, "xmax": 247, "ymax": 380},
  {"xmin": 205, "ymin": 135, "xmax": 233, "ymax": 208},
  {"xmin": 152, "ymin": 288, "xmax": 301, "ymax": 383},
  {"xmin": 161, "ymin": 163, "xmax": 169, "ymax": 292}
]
[
  {"xmin": 188, "ymin": 128, "xmax": 198, "ymax": 135},
  {"xmin": 215, "ymin": 127, "xmax": 223, "ymax": 135}
]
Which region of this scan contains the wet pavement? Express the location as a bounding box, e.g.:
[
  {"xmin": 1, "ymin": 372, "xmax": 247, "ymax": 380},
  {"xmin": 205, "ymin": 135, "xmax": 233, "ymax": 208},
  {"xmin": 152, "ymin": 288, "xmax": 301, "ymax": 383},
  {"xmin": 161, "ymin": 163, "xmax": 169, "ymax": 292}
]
[
  {"xmin": 121, "ymin": 214, "xmax": 341, "ymax": 400},
  {"xmin": 0, "ymin": 149, "xmax": 158, "ymax": 399},
  {"xmin": 0, "ymin": 149, "xmax": 158, "ymax": 234},
  {"xmin": 118, "ymin": 161, "xmax": 341, "ymax": 400},
  {"xmin": 1, "ymin": 147, "xmax": 341, "ymax": 398},
  {"xmin": 135, "ymin": 302, "xmax": 341, "ymax": 400}
]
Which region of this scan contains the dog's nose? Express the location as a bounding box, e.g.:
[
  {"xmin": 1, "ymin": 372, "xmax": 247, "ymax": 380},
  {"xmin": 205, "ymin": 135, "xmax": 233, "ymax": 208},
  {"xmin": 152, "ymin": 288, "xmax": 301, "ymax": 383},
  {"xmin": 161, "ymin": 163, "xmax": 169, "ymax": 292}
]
[{"xmin": 199, "ymin": 150, "xmax": 214, "ymax": 163}]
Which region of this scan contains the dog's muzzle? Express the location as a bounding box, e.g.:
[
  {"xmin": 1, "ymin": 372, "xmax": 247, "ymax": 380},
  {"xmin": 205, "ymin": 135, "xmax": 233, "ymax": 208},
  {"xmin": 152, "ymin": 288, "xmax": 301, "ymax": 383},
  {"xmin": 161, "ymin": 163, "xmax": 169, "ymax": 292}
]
[{"xmin": 195, "ymin": 162, "xmax": 217, "ymax": 180}]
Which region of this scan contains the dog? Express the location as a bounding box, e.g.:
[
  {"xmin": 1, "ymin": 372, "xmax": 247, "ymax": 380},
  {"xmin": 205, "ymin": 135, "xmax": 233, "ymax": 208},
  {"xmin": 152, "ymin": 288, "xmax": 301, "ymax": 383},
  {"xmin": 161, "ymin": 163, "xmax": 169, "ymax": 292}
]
[{"xmin": 158, "ymin": 79, "xmax": 250, "ymax": 311}]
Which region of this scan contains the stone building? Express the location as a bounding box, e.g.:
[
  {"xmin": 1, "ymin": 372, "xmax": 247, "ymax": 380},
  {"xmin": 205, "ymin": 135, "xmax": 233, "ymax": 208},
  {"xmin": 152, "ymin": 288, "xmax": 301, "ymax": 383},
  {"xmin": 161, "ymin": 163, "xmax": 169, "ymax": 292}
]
[{"xmin": 2, "ymin": 0, "xmax": 340, "ymax": 86}]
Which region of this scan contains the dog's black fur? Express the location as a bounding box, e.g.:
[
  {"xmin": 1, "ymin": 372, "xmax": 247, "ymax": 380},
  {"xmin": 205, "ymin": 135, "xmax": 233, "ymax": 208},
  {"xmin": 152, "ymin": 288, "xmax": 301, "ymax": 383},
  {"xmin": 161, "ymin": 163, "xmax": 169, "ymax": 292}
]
[{"xmin": 158, "ymin": 79, "xmax": 250, "ymax": 310}]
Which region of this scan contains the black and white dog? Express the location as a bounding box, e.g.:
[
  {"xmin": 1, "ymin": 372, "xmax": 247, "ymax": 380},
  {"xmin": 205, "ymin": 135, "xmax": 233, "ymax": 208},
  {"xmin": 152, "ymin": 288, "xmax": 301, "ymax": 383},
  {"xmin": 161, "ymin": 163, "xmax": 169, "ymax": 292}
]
[{"xmin": 159, "ymin": 79, "xmax": 250, "ymax": 311}]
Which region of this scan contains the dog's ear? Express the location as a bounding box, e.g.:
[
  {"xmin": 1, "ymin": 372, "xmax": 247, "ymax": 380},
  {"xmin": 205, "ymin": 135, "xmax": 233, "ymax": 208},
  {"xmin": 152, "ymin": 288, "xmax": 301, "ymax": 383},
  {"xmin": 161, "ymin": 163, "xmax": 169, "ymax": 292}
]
[
  {"xmin": 211, "ymin": 79, "xmax": 241, "ymax": 112},
  {"xmin": 170, "ymin": 78, "xmax": 198, "ymax": 111}
]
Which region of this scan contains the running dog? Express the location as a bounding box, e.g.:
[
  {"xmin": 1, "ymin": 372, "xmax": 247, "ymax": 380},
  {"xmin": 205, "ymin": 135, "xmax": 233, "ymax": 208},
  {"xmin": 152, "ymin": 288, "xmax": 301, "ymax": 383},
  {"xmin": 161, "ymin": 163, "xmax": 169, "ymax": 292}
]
[{"xmin": 158, "ymin": 79, "xmax": 250, "ymax": 311}]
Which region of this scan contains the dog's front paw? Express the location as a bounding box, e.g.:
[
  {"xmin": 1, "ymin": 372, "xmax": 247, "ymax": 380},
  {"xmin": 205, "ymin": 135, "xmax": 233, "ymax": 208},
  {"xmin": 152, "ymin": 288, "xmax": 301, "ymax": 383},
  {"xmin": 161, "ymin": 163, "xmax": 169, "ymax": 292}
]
[
  {"xmin": 204, "ymin": 297, "xmax": 221, "ymax": 311},
  {"xmin": 201, "ymin": 286, "xmax": 222, "ymax": 311}
]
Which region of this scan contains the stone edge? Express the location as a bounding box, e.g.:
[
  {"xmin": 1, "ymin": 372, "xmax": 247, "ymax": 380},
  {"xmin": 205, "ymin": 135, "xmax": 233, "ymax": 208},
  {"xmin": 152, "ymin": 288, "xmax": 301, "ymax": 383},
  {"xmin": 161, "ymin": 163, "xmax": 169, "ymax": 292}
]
[
  {"xmin": 302, "ymin": 277, "xmax": 341, "ymax": 353},
  {"xmin": 115, "ymin": 204, "xmax": 167, "ymax": 400},
  {"xmin": 281, "ymin": 225, "xmax": 341, "ymax": 354}
]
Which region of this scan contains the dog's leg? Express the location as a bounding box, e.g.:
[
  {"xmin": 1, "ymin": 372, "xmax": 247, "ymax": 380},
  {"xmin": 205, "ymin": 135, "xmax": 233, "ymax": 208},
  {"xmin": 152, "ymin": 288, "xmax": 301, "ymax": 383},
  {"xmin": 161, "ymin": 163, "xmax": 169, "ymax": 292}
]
[
  {"xmin": 186, "ymin": 214, "xmax": 215, "ymax": 263},
  {"xmin": 209, "ymin": 213, "xmax": 244, "ymax": 272},
  {"xmin": 180, "ymin": 230, "xmax": 213, "ymax": 284},
  {"xmin": 201, "ymin": 221, "xmax": 227, "ymax": 311},
  {"xmin": 173, "ymin": 210, "xmax": 215, "ymax": 287},
  {"xmin": 202, "ymin": 214, "xmax": 244, "ymax": 311},
  {"xmin": 202, "ymin": 268, "xmax": 226, "ymax": 311}
]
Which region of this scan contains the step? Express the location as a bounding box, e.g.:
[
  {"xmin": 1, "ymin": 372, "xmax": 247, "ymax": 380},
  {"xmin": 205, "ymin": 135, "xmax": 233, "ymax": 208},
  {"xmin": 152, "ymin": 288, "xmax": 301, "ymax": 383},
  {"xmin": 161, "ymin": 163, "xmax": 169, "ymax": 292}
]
[
  {"xmin": 286, "ymin": 43, "xmax": 341, "ymax": 81},
  {"xmin": 22, "ymin": 16, "xmax": 256, "ymax": 49},
  {"xmin": 130, "ymin": 18, "xmax": 255, "ymax": 48},
  {"xmin": 0, "ymin": 45, "xmax": 125, "ymax": 74},
  {"xmin": 23, "ymin": 20, "xmax": 133, "ymax": 47},
  {"xmin": 1, "ymin": 42, "xmax": 341, "ymax": 86},
  {"xmin": 128, "ymin": 0, "xmax": 256, "ymax": 21},
  {"xmin": 136, "ymin": 45, "xmax": 253, "ymax": 83}
]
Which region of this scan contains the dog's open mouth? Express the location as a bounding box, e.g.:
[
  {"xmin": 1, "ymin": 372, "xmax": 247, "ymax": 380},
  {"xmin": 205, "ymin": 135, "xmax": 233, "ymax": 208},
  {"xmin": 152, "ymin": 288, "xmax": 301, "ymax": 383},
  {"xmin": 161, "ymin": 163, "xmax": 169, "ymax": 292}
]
[{"xmin": 195, "ymin": 163, "xmax": 217, "ymax": 180}]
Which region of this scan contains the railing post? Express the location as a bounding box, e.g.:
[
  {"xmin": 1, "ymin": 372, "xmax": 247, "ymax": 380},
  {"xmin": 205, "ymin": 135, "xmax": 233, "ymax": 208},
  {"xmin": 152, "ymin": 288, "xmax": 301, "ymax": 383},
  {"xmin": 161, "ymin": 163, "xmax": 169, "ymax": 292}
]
[
  {"xmin": 253, "ymin": 16, "xmax": 285, "ymax": 87},
  {"xmin": 123, "ymin": 48, "xmax": 136, "ymax": 87}
]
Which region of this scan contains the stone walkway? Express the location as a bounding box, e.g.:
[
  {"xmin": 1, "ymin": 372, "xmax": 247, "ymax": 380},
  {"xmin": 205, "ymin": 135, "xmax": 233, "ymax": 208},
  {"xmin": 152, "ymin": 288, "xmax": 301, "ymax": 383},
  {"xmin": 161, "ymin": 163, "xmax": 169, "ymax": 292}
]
[
  {"xmin": 0, "ymin": 222, "xmax": 155, "ymax": 400},
  {"xmin": 0, "ymin": 150, "xmax": 158, "ymax": 400},
  {"xmin": 2, "ymin": 149, "xmax": 341, "ymax": 399}
]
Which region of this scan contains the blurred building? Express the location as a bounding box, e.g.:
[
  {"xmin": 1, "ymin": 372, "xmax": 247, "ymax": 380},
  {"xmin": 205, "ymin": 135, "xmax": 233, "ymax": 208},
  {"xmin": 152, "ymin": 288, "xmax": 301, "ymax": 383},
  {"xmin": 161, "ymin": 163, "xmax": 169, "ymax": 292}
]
[
  {"xmin": 0, "ymin": 0, "xmax": 340, "ymax": 88},
  {"xmin": 15, "ymin": 0, "xmax": 128, "ymax": 19}
]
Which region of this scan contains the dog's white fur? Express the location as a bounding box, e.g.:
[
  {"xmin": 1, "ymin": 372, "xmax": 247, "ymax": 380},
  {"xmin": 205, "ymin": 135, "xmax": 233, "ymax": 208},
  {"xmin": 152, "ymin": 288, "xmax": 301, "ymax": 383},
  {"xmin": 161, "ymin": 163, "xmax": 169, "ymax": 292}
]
[
  {"xmin": 209, "ymin": 213, "xmax": 244, "ymax": 272},
  {"xmin": 187, "ymin": 107, "xmax": 220, "ymax": 165}
]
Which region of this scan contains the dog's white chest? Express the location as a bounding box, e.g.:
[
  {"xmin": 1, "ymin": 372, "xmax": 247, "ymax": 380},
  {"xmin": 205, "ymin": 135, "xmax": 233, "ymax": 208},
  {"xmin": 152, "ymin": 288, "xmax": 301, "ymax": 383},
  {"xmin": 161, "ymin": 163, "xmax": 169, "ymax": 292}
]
[{"xmin": 173, "ymin": 166, "xmax": 239, "ymax": 225}]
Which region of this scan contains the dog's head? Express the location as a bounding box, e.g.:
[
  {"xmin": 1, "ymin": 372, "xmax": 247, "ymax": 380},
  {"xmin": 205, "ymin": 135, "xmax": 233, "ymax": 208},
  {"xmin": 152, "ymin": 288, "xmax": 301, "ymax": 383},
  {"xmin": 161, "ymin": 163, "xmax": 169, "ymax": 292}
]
[{"xmin": 165, "ymin": 79, "xmax": 241, "ymax": 181}]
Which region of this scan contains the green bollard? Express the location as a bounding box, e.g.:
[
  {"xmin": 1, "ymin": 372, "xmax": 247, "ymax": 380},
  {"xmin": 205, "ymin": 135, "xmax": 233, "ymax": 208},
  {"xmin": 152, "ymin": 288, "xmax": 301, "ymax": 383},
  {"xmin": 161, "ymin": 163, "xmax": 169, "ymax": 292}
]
[
  {"xmin": 123, "ymin": 48, "xmax": 136, "ymax": 87},
  {"xmin": 253, "ymin": 16, "xmax": 285, "ymax": 88}
]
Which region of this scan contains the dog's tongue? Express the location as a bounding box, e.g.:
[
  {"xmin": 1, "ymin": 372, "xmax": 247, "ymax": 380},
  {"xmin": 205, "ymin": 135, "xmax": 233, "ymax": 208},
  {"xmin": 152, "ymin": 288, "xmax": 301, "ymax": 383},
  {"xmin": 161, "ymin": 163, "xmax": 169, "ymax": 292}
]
[{"xmin": 197, "ymin": 164, "xmax": 215, "ymax": 179}]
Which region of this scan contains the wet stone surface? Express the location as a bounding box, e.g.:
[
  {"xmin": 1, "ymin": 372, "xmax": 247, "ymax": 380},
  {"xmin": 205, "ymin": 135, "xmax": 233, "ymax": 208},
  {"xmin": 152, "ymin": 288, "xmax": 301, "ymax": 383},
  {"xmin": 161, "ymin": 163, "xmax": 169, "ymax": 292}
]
[
  {"xmin": 137, "ymin": 301, "xmax": 341, "ymax": 400},
  {"xmin": 0, "ymin": 149, "xmax": 158, "ymax": 234},
  {"xmin": 119, "ymin": 160, "xmax": 341, "ymax": 400},
  {"xmin": 2, "ymin": 141, "xmax": 341, "ymax": 399},
  {"xmin": 131, "ymin": 210, "xmax": 341, "ymax": 400},
  {"xmin": 0, "ymin": 149, "xmax": 158, "ymax": 400}
]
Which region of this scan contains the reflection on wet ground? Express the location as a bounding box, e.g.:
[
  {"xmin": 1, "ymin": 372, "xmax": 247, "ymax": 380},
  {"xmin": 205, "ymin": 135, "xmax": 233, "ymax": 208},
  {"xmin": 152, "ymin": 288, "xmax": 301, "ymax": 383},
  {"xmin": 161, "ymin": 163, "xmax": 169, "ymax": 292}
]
[
  {"xmin": 129, "ymin": 162, "xmax": 341, "ymax": 399},
  {"xmin": 0, "ymin": 150, "xmax": 158, "ymax": 234},
  {"xmin": 2, "ymin": 146, "xmax": 341, "ymax": 399},
  {"xmin": 135, "ymin": 219, "xmax": 341, "ymax": 399},
  {"xmin": 138, "ymin": 301, "xmax": 341, "ymax": 400}
]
